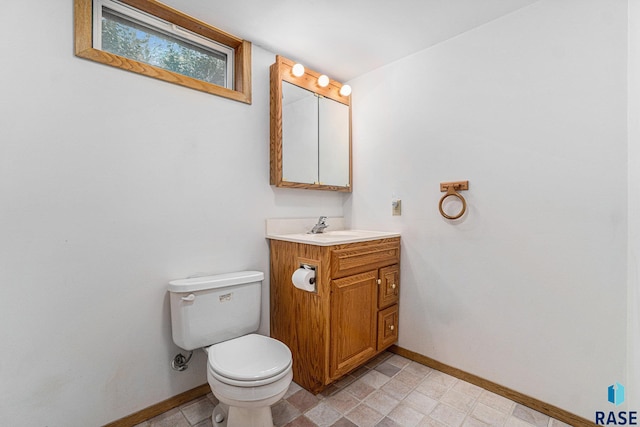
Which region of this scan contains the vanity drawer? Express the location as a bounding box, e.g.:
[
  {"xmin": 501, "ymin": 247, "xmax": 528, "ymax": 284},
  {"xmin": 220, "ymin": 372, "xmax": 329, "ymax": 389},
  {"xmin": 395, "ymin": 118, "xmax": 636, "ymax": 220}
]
[
  {"xmin": 377, "ymin": 304, "xmax": 399, "ymax": 350},
  {"xmin": 330, "ymin": 240, "xmax": 400, "ymax": 279}
]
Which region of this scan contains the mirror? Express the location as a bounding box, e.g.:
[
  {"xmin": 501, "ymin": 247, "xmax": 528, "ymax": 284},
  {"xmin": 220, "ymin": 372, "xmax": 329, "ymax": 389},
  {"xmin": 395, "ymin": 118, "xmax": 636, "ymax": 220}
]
[
  {"xmin": 270, "ymin": 55, "xmax": 352, "ymax": 191},
  {"xmin": 281, "ymin": 82, "xmax": 318, "ymax": 184}
]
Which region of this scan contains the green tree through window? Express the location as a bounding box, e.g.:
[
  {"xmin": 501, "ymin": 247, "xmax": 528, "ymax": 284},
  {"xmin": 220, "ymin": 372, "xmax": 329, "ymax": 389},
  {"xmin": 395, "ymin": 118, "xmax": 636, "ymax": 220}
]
[{"xmin": 101, "ymin": 8, "xmax": 226, "ymax": 87}]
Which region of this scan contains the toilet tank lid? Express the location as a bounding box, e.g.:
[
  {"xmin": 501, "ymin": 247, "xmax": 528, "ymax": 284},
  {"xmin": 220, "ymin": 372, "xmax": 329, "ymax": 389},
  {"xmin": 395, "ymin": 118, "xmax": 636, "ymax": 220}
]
[{"xmin": 168, "ymin": 271, "xmax": 264, "ymax": 293}]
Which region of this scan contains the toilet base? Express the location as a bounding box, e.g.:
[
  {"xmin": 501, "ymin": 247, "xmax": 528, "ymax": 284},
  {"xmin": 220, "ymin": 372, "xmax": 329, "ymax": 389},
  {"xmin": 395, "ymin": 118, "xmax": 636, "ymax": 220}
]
[
  {"xmin": 212, "ymin": 402, "xmax": 274, "ymax": 427},
  {"xmin": 212, "ymin": 403, "xmax": 228, "ymax": 427}
]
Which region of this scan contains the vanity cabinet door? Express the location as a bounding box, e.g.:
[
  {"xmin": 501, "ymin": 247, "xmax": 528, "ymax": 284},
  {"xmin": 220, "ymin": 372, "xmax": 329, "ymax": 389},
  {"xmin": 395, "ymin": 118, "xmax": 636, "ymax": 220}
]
[
  {"xmin": 378, "ymin": 264, "xmax": 399, "ymax": 309},
  {"xmin": 330, "ymin": 270, "xmax": 378, "ymax": 379}
]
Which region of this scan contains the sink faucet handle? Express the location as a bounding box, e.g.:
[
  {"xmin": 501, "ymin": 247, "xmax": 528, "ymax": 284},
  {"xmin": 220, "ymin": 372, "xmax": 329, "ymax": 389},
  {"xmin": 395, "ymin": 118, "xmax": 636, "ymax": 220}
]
[{"xmin": 318, "ymin": 216, "xmax": 327, "ymax": 224}]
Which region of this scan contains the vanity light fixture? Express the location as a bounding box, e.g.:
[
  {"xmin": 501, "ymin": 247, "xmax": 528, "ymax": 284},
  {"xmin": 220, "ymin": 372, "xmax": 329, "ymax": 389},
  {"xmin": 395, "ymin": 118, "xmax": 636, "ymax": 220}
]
[
  {"xmin": 290, "ymin": 63, "xmax": 349, "ymax": 95},
  {"xmin": 292, "ymin": 63, "xmax": 305, "ymax": 77},
  {"xmin": 339, "ymin": 84, "xmax": 352, "ymax": 97},
  {"xmin": 317, "ymin": 74, "xmax": 330, "ymax": 87}
]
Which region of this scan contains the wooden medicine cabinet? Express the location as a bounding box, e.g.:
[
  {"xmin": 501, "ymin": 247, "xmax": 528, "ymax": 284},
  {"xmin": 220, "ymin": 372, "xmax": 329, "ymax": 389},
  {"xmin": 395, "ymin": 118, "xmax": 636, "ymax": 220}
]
[{"xmin": 270, "ymin": 56, "xmax": 352, "ymax": 192}]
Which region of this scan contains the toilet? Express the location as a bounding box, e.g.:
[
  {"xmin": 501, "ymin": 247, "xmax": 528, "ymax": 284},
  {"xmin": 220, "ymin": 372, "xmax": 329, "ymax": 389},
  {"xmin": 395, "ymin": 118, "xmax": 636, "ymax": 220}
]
[{"xmin": 168, "ymin": 271, "xmax": 293, "ymax": 427}]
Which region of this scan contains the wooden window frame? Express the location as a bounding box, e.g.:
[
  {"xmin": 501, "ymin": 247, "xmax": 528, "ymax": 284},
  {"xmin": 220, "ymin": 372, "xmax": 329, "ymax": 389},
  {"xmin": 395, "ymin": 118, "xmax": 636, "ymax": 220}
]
[{"xmin": 74, "ymin": 0, "xmax": 252, "ymax": 104}]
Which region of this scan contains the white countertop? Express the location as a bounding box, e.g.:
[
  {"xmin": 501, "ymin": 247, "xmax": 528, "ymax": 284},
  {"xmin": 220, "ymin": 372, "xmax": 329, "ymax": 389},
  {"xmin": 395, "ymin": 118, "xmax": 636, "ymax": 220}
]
[{"xmin": 266, "ymin": 229, "xmax": 400, "ymax": 246}]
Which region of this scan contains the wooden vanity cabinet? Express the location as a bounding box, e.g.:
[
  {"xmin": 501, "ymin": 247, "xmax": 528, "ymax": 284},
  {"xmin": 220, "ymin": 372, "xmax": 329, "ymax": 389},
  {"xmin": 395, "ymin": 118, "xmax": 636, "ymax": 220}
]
[{"xmin": 269, "ymin": 237, "xmax": 400, "ymax": 393}]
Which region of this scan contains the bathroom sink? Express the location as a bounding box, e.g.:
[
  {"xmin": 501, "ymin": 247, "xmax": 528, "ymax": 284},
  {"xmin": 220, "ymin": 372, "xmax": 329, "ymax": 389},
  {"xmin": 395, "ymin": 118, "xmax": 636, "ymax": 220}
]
[
  {"xmin": 309, "ymin": 231, "xmax": 364, "ymax": 239},
  {"xmin": 266, "ymin": 229, "xmax": 400, "ymax": 246}
]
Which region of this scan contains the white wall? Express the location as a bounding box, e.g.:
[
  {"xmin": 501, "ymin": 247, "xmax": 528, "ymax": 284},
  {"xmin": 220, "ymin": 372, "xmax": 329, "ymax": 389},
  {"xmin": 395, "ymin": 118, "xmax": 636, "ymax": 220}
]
[
  {"xmin": 628, "ymin": 0, "xmax": 640, "ymax": 411},
  {"xmin": 349, "ymin": 0, "xmax": 628, "ymax": 419},
  {"xmin": 0, "ymin": 3, "xmax": 348, "ymax": 426}
]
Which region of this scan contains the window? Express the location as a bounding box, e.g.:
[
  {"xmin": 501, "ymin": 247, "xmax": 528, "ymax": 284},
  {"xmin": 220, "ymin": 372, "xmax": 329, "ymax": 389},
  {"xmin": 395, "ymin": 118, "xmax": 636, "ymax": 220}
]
[
  {"xmin": 74, "ymin": 0, "xmax": 252, "ymax": 103},
  {"xmin": 97, "ymin": 2, "xmax": 233, "ymax": 88}
]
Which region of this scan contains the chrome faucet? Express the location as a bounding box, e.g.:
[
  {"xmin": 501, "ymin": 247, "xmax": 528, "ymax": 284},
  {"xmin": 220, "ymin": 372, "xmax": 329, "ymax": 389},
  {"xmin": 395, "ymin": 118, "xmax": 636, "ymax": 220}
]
[{"xmin": 309, "ymin": 216, "xmax": 329, "ymax": 234}]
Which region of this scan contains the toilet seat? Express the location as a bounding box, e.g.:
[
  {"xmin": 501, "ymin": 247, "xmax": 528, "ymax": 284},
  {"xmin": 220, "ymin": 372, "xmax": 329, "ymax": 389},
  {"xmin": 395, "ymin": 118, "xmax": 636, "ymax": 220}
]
[{"xmin": 208, "ymin": 334, "xmax": 292, "ymax": 387}]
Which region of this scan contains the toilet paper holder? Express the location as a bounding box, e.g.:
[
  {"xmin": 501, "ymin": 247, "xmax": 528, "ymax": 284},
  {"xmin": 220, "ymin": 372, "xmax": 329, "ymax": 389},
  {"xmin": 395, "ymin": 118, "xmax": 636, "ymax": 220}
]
[
  {"xmin": 299, "ymin": 264, "xmax": 316, "ymax": 284},
  {"xmin": 291, "ymin": 264, "xmax": 317, "ymax": 293}
]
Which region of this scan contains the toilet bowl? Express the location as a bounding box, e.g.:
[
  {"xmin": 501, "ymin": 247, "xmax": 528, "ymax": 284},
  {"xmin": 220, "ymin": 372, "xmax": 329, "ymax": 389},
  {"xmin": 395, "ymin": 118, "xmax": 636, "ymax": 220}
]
[{"xmin": 206, "ymin": 334, "xmax": 293, "ymax": 427}]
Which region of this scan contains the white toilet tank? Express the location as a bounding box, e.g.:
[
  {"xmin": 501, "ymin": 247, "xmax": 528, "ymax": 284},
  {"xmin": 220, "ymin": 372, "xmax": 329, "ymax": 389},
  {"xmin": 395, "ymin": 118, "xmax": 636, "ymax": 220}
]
[{"xmin": 168, "ymin": 271, "xmax": 263, "ymax": 351}]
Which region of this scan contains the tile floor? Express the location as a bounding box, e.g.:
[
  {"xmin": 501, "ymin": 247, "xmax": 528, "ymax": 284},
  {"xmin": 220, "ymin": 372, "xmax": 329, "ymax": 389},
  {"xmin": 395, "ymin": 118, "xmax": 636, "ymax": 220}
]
[{"xmin": 135, "ymin": 352, "xmax": 573, "ymax": 427}]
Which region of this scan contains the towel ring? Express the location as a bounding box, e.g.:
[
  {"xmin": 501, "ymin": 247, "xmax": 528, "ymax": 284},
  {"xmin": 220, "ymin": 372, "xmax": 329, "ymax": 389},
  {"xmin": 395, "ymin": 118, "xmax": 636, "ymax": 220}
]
[{"xmin": 439, "ymin": 181, "xmax": 468, "ymax": 220}]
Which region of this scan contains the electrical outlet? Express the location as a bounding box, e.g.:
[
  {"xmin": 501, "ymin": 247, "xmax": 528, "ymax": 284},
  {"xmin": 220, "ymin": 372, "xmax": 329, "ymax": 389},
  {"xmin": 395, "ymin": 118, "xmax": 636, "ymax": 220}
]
[{"xmin": 392, "ymin": 199, "xmax": 402, "ymax": 216}]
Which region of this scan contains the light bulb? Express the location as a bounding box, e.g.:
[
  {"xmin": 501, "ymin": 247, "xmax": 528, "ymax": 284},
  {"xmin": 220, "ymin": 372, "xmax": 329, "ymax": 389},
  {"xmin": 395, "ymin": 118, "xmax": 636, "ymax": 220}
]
[
  {"xmin": 317, "ymin": 74, "xmax": 329, "ymax": 87},
  {"xmin": 339, "ymin": 84, "xmax": 352, "ymax": 96},
  {"xmin": 292, "ymin": 63, "xmax": 305, "ymax": 77}
]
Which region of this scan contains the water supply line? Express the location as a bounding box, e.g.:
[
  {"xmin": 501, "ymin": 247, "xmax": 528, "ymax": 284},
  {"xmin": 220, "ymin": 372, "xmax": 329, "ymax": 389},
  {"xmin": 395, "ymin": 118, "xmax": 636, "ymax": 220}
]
[{"xmin": 171, "ymin": 351, "xmax": 193, "ymax": 371}]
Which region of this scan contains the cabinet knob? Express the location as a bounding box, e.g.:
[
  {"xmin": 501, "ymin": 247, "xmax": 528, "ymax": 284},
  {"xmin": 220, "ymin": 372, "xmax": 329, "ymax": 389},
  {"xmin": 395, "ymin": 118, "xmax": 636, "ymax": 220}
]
[
  {"xmin": 391, "ymin": 283, "xmax": 397, "ymax": 289},
  {"xmin": 389, "ymin": 324, "xmax": 395, "ymax": 331}
]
